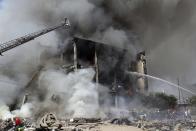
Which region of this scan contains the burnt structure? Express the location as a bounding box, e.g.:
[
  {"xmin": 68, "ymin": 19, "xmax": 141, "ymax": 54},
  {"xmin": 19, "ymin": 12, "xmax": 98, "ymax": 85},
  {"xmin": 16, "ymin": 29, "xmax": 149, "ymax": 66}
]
[
  {"xmin": 130, "ymin": 52, "xmax": 148, "ymax": 94},
  {"xmin": 63, "ymin": 37, "xmax": 148, "ymax": 105},
  {"xmin": 5, "ymin": 32, "xmax": 148, "ymax": 109}
]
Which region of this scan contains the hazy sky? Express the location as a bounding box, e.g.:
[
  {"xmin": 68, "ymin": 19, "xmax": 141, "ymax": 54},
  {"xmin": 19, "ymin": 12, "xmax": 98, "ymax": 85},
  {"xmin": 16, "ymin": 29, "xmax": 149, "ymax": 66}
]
[{"xmin": 0, "ymin": 0, "xmax": 2, "ymax": 8}]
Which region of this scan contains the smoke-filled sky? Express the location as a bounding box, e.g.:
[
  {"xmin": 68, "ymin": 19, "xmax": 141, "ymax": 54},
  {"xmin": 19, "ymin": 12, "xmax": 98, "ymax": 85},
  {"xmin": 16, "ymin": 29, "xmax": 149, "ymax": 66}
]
[{"xmin": 0, "ymin": 0, "xmax": 196, "ymax": 109}]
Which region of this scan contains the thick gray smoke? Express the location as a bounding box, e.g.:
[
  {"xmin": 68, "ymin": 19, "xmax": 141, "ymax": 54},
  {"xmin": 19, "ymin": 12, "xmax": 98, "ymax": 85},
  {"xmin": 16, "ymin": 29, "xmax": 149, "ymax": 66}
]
[
  {"xmin": 0, "ymin": 0, "xmax": 196, "ymax": 119},
  {"xmin": 102, "ymin": 0, "xmax": 196, "ymax": 95},
  {"xmin": 102, "ymin": 0, "xmax": 196, "ymax": 85},
  {"xmin": 0, "ymin": 1, "xmax": 61, "ymax": 107},
  {"xmin": 0, "ymin": 0, "xmax": 134, "ymax": 118}
]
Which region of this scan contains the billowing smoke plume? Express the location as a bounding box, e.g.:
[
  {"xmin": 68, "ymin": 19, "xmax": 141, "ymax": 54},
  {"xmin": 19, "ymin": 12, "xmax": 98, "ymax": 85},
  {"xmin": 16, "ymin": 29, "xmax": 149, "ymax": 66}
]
[
  {"xmin": 36, "ymin": 68, "xmax": 99, "ymax": 118},
  {"xmin": 0, "ymin": 0, "xmax": 196, "ymax": 119},
  {"xmin": 98, "ymin": 0, "xmax": 196, "ymax": 89},
  {"xmin": 101, "ymin": 0, "xmax": 196, "ymax": 95}
]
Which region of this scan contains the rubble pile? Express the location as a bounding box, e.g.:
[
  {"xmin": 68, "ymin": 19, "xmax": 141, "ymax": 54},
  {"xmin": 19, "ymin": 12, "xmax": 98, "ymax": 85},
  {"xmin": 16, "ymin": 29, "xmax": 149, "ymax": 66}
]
[
  {"xmin": 134, "ymin": 120, "xmax": 196, "ymax": 131},
  {"xmin": 139, "ymin": 121, "xmax": 173, "ymax": 131},
  {"xmin": 1, "ymin": 112, "xmax": 196, "ymax": 131},
  {"xmin": 110, "ymin": 118, "xmax": 132, "ymax": 125},
  {"xmin": 0, "ymin": 113, "xmax": 105, "ymax": 131}
]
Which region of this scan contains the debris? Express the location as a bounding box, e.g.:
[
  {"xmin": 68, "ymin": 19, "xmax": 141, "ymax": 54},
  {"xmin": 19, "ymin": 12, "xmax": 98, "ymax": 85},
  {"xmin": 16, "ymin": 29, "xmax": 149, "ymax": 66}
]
[
  {"xmin": 0, "ymin": 113, "xmax": 196, "ymax": 131},
  {"xmin": 39, "ymin": 113, "xmax": 60, "ymax": 128},
  {"xmin": 110, "ymin": 118, "xmax": 132, "ymax": 125}
]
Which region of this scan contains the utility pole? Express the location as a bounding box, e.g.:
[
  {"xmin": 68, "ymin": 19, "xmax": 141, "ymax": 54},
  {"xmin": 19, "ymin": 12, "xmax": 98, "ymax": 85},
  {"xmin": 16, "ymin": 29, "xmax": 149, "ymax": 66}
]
[
  {"xmin": 73, "ymin": 42, "xmax": 77, "ymax": 71},
  {"xmin": 94, "ymin": 50, "xmax": 99, "ymax": 84},
  {"xmin": 177, "ymin": 78, "xmax": 181, "ymax": 103}
]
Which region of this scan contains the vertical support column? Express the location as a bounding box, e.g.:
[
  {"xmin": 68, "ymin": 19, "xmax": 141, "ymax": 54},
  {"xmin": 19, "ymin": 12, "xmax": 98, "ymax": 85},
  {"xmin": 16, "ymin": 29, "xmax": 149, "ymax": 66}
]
[
  {"xmin": 94, "ymin": 50, "xmax": 99, "ymax": 84},
  {"xmin": 73, "ymin": 42, "xmax": 78, "ymax": 71},
  {"xmin": 21, "ymin": 93, "xmax": 28, "ymax": 108},
  {"xmin": 60, "ymin": 53, "xmax": 64, "ymax": 63},
  {"xmin": 113, "ymin": 75, "xmax": 118, "ymax": 108},
  {"xmin": 94, "ymin": 50, "xmax": 100, "ymax": 106},
  {"xmin": 136, "ymin": 51, "xmax": 147, "ymax": 94}
]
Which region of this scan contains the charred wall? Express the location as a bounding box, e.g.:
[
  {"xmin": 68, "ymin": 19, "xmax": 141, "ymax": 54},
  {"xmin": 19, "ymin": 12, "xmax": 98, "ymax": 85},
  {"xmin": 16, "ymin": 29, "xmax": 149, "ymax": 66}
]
[{"xmin": 64, "ymin": 37, "xmax": 136, "ymax": 97}]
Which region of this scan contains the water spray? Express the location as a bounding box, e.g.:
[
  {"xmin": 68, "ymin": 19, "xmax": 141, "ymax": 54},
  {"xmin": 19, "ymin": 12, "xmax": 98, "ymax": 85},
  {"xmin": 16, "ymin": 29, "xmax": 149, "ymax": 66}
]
[{"xmin": 127, "ymin": 71, "xmax": 196, "ymax": 95}]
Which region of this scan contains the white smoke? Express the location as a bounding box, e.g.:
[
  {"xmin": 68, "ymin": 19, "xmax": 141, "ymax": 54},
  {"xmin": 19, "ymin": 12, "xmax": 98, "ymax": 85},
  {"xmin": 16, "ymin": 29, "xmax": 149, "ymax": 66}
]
[
  {"xmin": 0, "ymin": 103, "xmax": 33, "ymax": 120},
  {"xmin": 38, "ymin": 68, "xmax": 99, "ymax": 118},
  {"xmin": 12, "ymin": 103, "xmax": 33, "ymax": 118},
  {"xmin": 0, "ymin": 105, "xmax": 14, "ymax": 120}
]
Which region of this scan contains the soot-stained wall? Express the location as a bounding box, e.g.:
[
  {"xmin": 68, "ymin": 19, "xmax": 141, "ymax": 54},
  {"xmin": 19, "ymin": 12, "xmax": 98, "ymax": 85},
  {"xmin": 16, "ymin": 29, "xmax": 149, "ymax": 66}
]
[{"xmin": 64, "ymin": 37, "xmax": 136, "ymax": 96}]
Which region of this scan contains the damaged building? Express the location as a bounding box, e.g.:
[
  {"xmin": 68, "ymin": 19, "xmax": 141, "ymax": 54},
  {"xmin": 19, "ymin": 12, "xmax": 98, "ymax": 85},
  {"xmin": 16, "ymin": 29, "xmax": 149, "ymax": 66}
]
[
  {"xmin": 0, "ymin": 18, "xmax": 148, "ymax": 112},
  {"xmin": 9, "ymin": 37, "xmax": 149, "ymax": 110},
  {"xmin": 62, "ymin": 37, "xmax": 148, "ymax": 106}
]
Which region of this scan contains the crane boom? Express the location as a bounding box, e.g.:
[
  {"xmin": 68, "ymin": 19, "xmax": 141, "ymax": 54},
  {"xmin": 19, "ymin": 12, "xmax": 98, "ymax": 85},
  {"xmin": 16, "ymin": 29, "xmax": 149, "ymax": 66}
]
[{"xmin": 0, "ymin": 18, "xmax": 70, "ymax": 55}]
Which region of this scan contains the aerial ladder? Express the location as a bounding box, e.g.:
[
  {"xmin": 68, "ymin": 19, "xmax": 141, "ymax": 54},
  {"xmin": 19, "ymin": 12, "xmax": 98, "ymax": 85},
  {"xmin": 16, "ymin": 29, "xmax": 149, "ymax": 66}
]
[{"xmin": 0, "ymin": 18, "xmax": 71, "ymax": 55}]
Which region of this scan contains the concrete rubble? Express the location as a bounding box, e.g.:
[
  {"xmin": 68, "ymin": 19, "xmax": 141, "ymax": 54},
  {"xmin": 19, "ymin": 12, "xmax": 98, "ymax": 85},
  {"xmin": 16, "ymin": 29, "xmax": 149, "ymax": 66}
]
[{"xmin": 0, "ymin": 112, "xmax": 196, "ymax": 131}]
